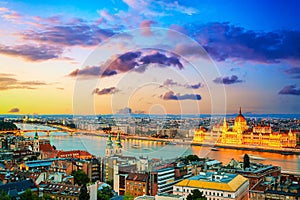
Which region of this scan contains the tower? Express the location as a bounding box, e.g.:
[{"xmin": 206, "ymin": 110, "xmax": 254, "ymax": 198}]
[
  {"xmin": 222, "ymin": 117, "xmax": 229, "ymax": 132},
  {"xmin": 114, "ymin": 132, "xmax": 122, "ymax": 156},
  {"xmin": 33, "ymin": 130, "xmax": 40, "ymax": 152},
  {"xmin": 105, "ymin": 132, "xmax": 114, "ymax": 157},
  {"xmin": 233, "ymin": 107, "xmax": 248, "ymax": 133}
]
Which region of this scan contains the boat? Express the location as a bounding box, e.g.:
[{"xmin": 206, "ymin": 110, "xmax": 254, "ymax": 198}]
[
  {"xmin": 167, "ymin": 142, "xmax": 177, "ymax": 145},
  {"xmin": 248, "ymin": 154, "xmax": 266, "ymax": 161},
  {"xmin": 131, "ymin": 145, "xmax": 141, "ymax": 149},
  {"xmin": 142, "ymin": 147, "xmax": 152, "ymax": 151},
  {"xmin": 211, "ymin": 147, "xmax": 219, "ymax": 151}
]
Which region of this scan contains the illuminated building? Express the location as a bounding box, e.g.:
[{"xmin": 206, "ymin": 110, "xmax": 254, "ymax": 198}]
[
  {"xmin": 193, "ymin": 108, "xmax": 297, "ymax": 149},
  {"xmin": 173, "ymin": 172, "xmax": 249, "ymax": 200}
]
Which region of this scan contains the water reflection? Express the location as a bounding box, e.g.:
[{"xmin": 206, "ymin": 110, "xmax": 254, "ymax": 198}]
[{"xmin": 15, "ymin": 124, "xmax": 299, "ymax": 173}]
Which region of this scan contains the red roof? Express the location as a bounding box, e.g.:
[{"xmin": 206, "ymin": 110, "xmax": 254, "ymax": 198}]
[{"xmin": 39, "ymin": 144, "xmax": 55, "ymax": 152}]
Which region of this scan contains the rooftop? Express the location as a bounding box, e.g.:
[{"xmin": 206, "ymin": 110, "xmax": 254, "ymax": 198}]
[{"xmin": 175, "ymin": 172, "xmax": 248, "ymax": 192}]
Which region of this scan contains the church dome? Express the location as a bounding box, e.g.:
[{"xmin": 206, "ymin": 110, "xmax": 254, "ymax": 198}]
[{"xmin": 235, "ymin": 107, "xmax": 246, "ymax": 123}]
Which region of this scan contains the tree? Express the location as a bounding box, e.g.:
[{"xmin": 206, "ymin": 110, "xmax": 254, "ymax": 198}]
[
  {"xmin": 123, "ymin": 192, "xmax": 134, "ymax": 200},
  {"xmin": 42, "ymin": 195, "xmax": 55, "ymax": 200},
  {"xmin": 71, "ymin": 170, "xmax": 90, "ymax": 186},
  {"xmin": 20, "ymin": 189, "xmax": 40, "ymax": 200},
  {"xmin": 243, "ymin": 154, "xmax": 250, "ymax": 169},
  {"xmin": 0, "ymin": 190, "xmax": 11, "ymax": 200},
  {"xmin": 186, "ymin": 189, "xmax": 206, "ymax": 200},
  {"xmin": 97, "ymin": 186, "xmax": 113, "ymax": 200},
  {"xmin": 79, "ymin": 184, "xmax": 89, "ymax": 200},
  {"xmin": 186, "ymin": 154, "xmax": 200, "ymax": 162}
]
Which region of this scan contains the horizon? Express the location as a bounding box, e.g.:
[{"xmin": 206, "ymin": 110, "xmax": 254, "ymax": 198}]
[{"xmin": 1, "ymin": 1, "xmax": 300, "ymax": 115}]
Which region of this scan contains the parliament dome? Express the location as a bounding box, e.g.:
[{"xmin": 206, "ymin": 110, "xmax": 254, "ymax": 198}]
[{"xmin": 235, "ymin": 107, "xmax": 246, "ymax": 123}]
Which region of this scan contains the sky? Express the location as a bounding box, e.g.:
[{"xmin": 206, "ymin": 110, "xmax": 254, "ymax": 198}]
[{"xmin": 0, "ymin": 0, "xmax": 300, "ymax": 115}]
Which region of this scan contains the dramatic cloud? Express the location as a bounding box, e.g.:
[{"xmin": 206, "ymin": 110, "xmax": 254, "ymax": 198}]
[
  {"xmin": 160, "ymin": 78, "xmax": 202, "ymax": 89},
  {"xmin": 140, "ymin": 52, "xmax": 183, "ymax": 69},
  {"xmin": 68, "ymin": 51, "xmax": 184, "ymax": 78},
  {"xmin": 0, "ymin": 44, "xmax": 62, "ymax": 61},
  {"xmin": 0, "ymin": 74, "xmax": 47, "ymax": 90},
  {"xmin": 22, "ymin": 23, "xmax": 114, "ymax": 47},
  {"xmin": 9, "ymin": 108, "xmax": 20, "ymax": 113},
  {"xmin": 92, "ymin": 87, "xmax": 119, "ymax": 95},
  {"xmin": 278, "ymin": 85, "xmax": 300, "ymax": 95},
  {"xmin": 285, "ymin": 67, "xmax": 300, "ymax": 78},
  {"xmin": 161, "ymin": 91, "xmax": 201, "ymax": 100},
  {"xmin": 213, "ymin": 75, "xmax": 243, "ymax": 85},
  {"xmin": 187, "ymin": 22, "xmax": 300, "ymax": 63}
]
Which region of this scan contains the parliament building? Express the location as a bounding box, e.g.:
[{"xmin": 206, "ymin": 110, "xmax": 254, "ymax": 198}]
[{"xmin": 193, "ymin": 108, "xmax": 297, "ymax": 148}]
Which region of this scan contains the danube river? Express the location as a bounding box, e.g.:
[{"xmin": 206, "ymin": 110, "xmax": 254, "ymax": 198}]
[{"xmin": 16, "ymin": 123, "xmax": 300, "ymax": 174}]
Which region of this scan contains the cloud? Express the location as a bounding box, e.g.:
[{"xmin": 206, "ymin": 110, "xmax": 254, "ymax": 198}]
[
  {"xmin": 0, "ymin": 44, "xmax": 63, "ymax": 61},
  {"xmin": 278, "ymin": 85, "xmax": 300, "ymax": 95},
  {"xmin": 22, "ymin": 22, "xmax": 114, "ymax": 47},
  {"xmin": 116, "ymin": 107, "xmax": 132, "ymax": 114},
  {"xmin": 285, "ymin": 67, "xmax": 300, "ymax": 78},
  {"xmin": 68, "ymin": 51, "xmax": 184, "ymax": 78},
  {"xmin": 0, "ymin": 74, "xmax": 47, "ymax": 90},
  {"xmin": 213, "ymin": 75, "xmax": 243, "ymax": 85},
  {"xmin": 186, "ymin": 22, "xmax": 300, "ymax": 63},
  {"xmin": 68, "ymin": 66, "xmax": 101, "ymax": 78},
  {"xmin": 160, "ymin": 78, "xmax": 202, "ymax": 89},
  {"xmin": 9, "ymin": 108, "xmax": 20, "ymax": 113},
  {"xmin": 161, "ymin": 91, "xmax": 201, "ymax": 100},
  {"xmin": 92, "ymin": 87, "xmax": 119, "ymax": 95},
  {"xmin": 140, "ymin": 52, "xmax": 183, "ymax": 69},
  {"xmin": 140, "ymin": 20, "xmax": 156, "ymax": 36}
]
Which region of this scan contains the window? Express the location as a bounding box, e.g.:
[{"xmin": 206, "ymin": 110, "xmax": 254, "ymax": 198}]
[{"xmin": 228, "ymin": 194, "xmax": 231, "ymax": 198}]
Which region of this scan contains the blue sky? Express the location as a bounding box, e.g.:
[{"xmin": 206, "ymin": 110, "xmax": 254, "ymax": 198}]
[{"xmin": 0, "ymin": 0, "xmax": 300, "ymax": 114}]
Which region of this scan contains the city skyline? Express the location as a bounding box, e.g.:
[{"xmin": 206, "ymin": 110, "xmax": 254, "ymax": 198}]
[{"xmin": 1, "ymin": 0, "xmax": 300, "ymax": 114}]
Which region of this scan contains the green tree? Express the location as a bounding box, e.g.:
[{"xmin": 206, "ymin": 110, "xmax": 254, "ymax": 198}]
[
  {"xmin": 79, "ymin": 184, "xmax": 90, "ymax": 200},
  {"xmin": 71, "ymin": 170, "xmax": 90, "ymax": 186},
  {"xmin": 186, "ymin": 154, "xmax": 200, "ymax": 162},
  {"xmin": 0, "ymin": 190, "xmax": 11, "ymax": 200},
  {"xmin": 42, "ymin": 195, "xmax": 54, "ymax": 200},
  {"xmin": 243, "ymin": 154, "xmax": 250, "ymax": 169},
  {"xmin": 97, "ymin": 186, "xmax": 113, "ymax": 200},
  {"xmin": 123, "ymin": 192, "xmax": 134, "ymax": 200},
  {"xmin": 186, "ymin": 189, "xmax": 206, "ymax": 200},
  {"xmin": 20, "ymin": 189, "xmax": 40, "ymax": 200}
]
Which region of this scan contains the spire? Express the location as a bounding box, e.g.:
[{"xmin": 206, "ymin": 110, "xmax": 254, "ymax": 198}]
[
  {"xmin": 115, "ymin": 132, "xmax": 122, "ymax": 148},
  {"xmin": 239, "ymin": 107, "xmax": 242, "ymax": 115},
  {"xmin": 106, "ymin": 132, "xmax": 113, "ymax": 149},
  {"xmin": 34, "ymin": 130, "xmax": 39, "ymax": 140}
]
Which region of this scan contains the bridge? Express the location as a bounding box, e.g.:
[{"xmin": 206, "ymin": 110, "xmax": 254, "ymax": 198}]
[{"xmin": 0, "ymin": 129, "xmax": 76, "ymax": 136}]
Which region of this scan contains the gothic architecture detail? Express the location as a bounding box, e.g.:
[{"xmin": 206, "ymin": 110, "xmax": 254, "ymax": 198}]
[{"xmin": 193, "ymin": 108, "xmax": 297, "ymax": 148}]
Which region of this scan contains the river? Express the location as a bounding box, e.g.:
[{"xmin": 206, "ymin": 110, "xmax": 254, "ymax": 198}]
[{"xmin": 16, "ymin": 123, "xmax": 300, "ymax": 174}]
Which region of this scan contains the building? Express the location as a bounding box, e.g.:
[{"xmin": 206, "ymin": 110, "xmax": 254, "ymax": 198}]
[
  {"xmin": 150, "ymin": 167, "xmax": 175, "ymax": 195},
  {"xmin": 250, "ymin": 173, "xmax": 300, "ymax": 200},
  {"xmin": 126, "ymin": 173, "xmax": 150, "ymax": 197},
  {"xmin": 222, "ymin": 159, "xmax": 281, "ymax": 189},
  {"xmin": 193, "ymin": 108, "xmax": 297, "ymax": 149},
  {"xmin": 41, "ymin": 183, "xmax": 80, "ymax": 200},
  {"xmin": 0, "ymin": 179, "xmax": 38, "ymax": 199},
  {"xmin": 20, "ymin": 159, "xmax": 55, "ymax": 171},
  {"xmin": 173, "ymin": 172, "xmax": 249, "ymax": 200},
  {"xmin": 56, "ymin": 150, "xmax": 93, "ymax": 159}
]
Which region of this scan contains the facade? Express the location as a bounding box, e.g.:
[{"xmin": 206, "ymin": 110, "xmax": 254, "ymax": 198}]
[
  {"xmin": 151, "ymin": 167, "xmax": 175, "ymax": 195},
  {"xmin": 126, "ymin": 173, "xmax": 150, "ymax": 197},
  {"xmin": 42, "ymin": 183, "xmax": 80, "ymax": 200},
  {"xmin": 56, "ymin": 150, "xmax": 93, "ymax": 159},
  {"xmin": 193, "ymin": 108, "xmax": 297, "ymax": 149},
  {"xmin": 173, "ymin": 172, "xmax": 249, "ymax": 200},
  {"xmin": 250, "ymin": 173, "xmax": 300, "ymax": 200}
]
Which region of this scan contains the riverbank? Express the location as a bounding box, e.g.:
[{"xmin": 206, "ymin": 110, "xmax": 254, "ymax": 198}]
[{"xmin": 191, "ymin": 142, "xmax": 300, "ymax": 155}]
